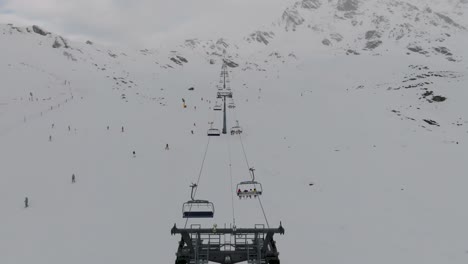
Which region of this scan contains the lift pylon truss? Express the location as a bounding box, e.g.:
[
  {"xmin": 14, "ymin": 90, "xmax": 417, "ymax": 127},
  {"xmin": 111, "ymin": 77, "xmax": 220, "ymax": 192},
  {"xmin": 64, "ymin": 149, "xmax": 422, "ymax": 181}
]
[{"xmin": 171, "ymin": 224, "xmax": 284, "ymax": 264}]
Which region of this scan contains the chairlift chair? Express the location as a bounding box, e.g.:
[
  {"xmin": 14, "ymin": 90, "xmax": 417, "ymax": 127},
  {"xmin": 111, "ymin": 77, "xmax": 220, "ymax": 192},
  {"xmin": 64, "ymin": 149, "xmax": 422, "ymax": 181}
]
[
  {"xmin": 207, "ymin": 122, "xmax": 221, "ymax": 136},
  {"xmin": 217, "ymin": 91, "xmax": 232, "ymax": 98},
  {"xmin": 228, "ymin": 102, "xmax": 235, "ymax": 109},
  {"xmin": 182, "ymin": 200, "xmax": 215, "ymax": 218},
  {"xmin": 236, "ymin": 181, "xmax": 263, "ymax": 198},
  {"xmin": 230, "ymin": 126, "xmax": 242, "ymax": 135},
  {"xmin": 182, "ymin": 184, "xmax": 215, "ymax": 218},
  {"xmin": 236, "ymin": 168, "xmax": 262, "ymax": 198},
  {"xmin": 230, "ymin": 120, "xmax": 242, "ymax": 135},
  {"xmin": 214, "ymin": 103, "xmax": 222, "ymax": 111}
]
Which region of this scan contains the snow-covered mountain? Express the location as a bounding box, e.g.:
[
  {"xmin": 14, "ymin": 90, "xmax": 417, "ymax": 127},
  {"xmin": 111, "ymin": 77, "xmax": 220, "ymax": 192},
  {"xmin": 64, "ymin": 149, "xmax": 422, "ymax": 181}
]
[
  {"xmin": 245, "ymin": 0, "xmax": 468, "ymax": 60},
  {"xmin": 1, "ymin": 0, "xmax": 468, "ymax": 263}
]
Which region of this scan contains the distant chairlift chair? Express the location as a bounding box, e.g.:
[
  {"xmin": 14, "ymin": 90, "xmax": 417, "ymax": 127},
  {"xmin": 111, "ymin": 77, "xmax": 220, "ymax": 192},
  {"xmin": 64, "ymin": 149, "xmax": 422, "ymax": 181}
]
[
  {"xmin": 213, "ymin": 103, "xmax": 222, "ymax": 111},
  {"xmin": 230, "ymin": 120, "xmax": 243, "ymax": 135},
  {"xmin": 207, "ymin": 122, "xmax": 221, "ymax": 136}
]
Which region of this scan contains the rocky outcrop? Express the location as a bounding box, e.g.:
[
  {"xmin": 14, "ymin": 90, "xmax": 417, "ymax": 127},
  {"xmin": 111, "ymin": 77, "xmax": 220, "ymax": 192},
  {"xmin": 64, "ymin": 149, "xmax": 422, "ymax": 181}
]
[
  {"xmin": 435, "ymin": 13, "xmax": 465, "ymax": 29},
  {"xmin": 282, "ymin": 8, "xmax": 305, "ymax": 31},
  {"xmin": 337, "ymin": 0, "xmax": 359, "ymax": 12},
  {"xmin": 216, "ymin": 38, "xmax": 229, "ymax": 48},
  {"xmin": 52, "ymin": 36, "xmax": 70, "ymax": 49},
  {"xmin": 365, "ymin": 40, "xmax": 382, "ymax": 50},
  {"xmin": 177, "ymin": 56, "xmax": 188, "ymax": 63},
  {"xmin": 246, "ymin": 31, "xmax": 275, "ymax": 45},
  {"xmin": 301, "ymin": 0, "xmax": 322, "ymax": 9},
  {"xmin": 52, "ymin": 38, "xmax": 62, "ymax": 48},
  {"xmin": 423, "ymin": 119, "xmax": 439, "ymax": 126},
  {"xmin": 62, "ymin": 51, "xmax": 77, "ymax": 61},
  {"xmin": 32, "ymin": 25, "xmax": 49, "ymax": 36},
  {"xmin": 346, "ymin": 49, "xmax": 360, "ymax": 55},
  {"xmin": 169, "ymin": 55, "xmax": 188, "ymax": 66},
  {"xmin": 433, "ymin": 46, "xmax": 453, "ymax": 56},
  {"xmin": 330, "ymin": 33, "xmax": 343, "ymax": 42},
  {"xmin": 407, "ymin": 44, "xmax": 428, "ymax": 55},
  {"xmin": 223, "ymin": 59, "xmax": 239, "ymax": 68},
  {"xmin": 184, "ymin": 39, "xmax": 200, "ymax": 49},
  {"xmin": 322, "ymin": 38, "xmax": 332, "ymax": 46},
  {"xmin": 365, "ymin": 30, "xmax": 381, "ymax": 40}
]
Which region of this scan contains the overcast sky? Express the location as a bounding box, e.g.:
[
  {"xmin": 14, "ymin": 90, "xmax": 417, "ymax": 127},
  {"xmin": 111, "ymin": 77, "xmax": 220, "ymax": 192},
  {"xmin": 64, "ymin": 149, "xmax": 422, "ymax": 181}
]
[{"xmin": 0, "ymin": 0, "xmax": 292, "ymax": 48}]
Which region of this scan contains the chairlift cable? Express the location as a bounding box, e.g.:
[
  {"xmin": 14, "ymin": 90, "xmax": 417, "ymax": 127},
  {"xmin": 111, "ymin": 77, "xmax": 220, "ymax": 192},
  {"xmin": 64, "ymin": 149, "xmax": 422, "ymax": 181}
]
[
  {"xmin": 193, "ymin": 137, "xmax": 211, "ymax": 196},
  {"xmin": 238, "ymin": 134, "xmax": 270, "ymax": 228},
  {"xmin": 227, "ymin": 134, "xmax": 237, "ymax": 226},
  {"xmin": 257, "ymin": 196, "xmax": 270, "ymax": 228},
  {"xmin": 238, "ymin": 133, "xmax": 251, "ymax": 171},
  {"xmin": 184, "ymin": 136, "xmax": 212, "ymax": 228}
]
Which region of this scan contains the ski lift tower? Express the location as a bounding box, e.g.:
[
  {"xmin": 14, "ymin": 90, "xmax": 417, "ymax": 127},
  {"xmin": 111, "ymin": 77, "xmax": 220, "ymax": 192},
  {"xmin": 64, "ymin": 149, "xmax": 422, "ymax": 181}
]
[
  {"xmin": 217, "ymin": 62, "xmax": 232, "ymax": 134},
  {"xmin": 172, "ymin": 223, "xmax": 285, "ymax": 264}
]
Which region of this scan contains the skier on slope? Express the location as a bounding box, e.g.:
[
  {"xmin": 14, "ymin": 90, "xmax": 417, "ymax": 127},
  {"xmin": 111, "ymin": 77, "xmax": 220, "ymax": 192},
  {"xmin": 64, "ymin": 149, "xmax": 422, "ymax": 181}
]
[
  {"xmin": 165, "ymin": 144, "xmax": 169, "ymax": 150},
  {"xmin": 24, "ymin": 197, "xmax": 29, "ymax": 208},
  {"xmin": 72, "ymin": 174, "xmax": 76, "ymax": 183}
]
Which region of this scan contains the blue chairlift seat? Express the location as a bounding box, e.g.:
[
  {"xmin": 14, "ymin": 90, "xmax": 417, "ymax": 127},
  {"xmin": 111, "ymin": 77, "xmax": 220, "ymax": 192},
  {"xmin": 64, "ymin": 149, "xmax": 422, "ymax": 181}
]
[{"xmin": 182, "ymin": 200, "xmax": 215, "ymax": 218}]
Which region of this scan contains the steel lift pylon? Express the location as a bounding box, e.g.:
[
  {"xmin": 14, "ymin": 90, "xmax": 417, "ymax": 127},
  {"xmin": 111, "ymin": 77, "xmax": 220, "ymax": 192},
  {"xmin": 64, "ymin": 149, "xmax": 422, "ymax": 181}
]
[{"xmin": 172, "ymin": 224, "xmax": 285, "ymax": 264}]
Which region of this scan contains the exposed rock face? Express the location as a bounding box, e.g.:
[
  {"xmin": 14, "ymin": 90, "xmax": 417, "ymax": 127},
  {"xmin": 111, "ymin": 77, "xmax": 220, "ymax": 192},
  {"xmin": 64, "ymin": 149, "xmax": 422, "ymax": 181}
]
[
  {"xmin": 407, "ymin": 44, "xmax": 428, "ymax": 55},
  {"xmin": 86, "ymin": 40, "xmax": 93, "ymax": 45},
  {"xmin": 216, "ymin": 38, "xmax": 229, "ymax": 48},
  {"xmin": 365, "ymin": 40, "xmax": 382, "ymax": 50},
  {"xmin": 434, "ymin": 46, "xmax": 453, "ymax": 56},
  {"xmin": 302, "ymin": 0, "xmax": 322, "ymax": 9},
  {"xmin": 365, "ymin": 30, "xmax": 381, "ymax": 40},
  {"xmin": 61, "ymin": 37, "xmax": 70, "ymax": 48},
  {"xmin": 435, "ymin": 12, "xmax": 465, "ymax": 29},
  {"xmin": 346, "ymin": 49, "xmax": 360, "ymax": 55},
  {"xmin": 223, "ymin": 59, "xmax": 239, "ymax": 68},
  {"xmin": 282, "ymin": 8, "xmax": 305, "ymax": 31},
  {"xmin": 170, "ymin": 57, "xmax": 182, "ymax": 65},
  {"xmin": 432, "ymin": 95, "xmax": 446, "ymax": 102},
  {"xmin": 62, "ymin": 51, "xmax": 77, "ymax": 61},
  {"xmin": 52, "ymin": 38, "xmax": 62, "ymax": 48},
  {"xmin": 32, "ymin": 25, "xmax": 49, "ymax": 36},
  {"xmin": 330, "ymin": 33, "xmax": 343, "ymax": 42},
  {"xmin": 423, "ymin": 119, "xmax": 440, "ymax": 126},
  {"xmin": 184, "ymin": 39, "xmax": 199, "ymax": 49},
  {"xmin": 337, "ymin": 0, "xmax": 359, "ymax": 11},
  {"xmin": 52, "ymin": 36, "xmax": 70, "ymax": 49},
  {"xmin": 169, "ymin": 55, "xmax": 188, "ymax": 66},
  {"xmin": 177, "ymin": 56, "xmax": 188, "ymax": 63},
  {"xmin": 322, "ymin": 38, "xmax": 332, "ymax": 46},
  {"xmin": 247, "ymin": 31, "xmax": 275, "ymax": 45}
]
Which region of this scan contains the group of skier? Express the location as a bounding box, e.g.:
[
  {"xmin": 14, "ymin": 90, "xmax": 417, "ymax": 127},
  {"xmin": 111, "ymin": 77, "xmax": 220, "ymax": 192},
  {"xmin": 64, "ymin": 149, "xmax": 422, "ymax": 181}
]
[{"xmin": 24, "ymin": 173, "xmax": 76, "ymax": 208}]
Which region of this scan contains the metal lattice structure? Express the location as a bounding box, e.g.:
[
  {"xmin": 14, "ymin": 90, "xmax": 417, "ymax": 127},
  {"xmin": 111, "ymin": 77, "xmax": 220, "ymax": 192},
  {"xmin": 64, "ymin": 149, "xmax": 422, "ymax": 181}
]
[{"xmin": 172, "ymin": 224, "xmax": 284, "ymax": 264}]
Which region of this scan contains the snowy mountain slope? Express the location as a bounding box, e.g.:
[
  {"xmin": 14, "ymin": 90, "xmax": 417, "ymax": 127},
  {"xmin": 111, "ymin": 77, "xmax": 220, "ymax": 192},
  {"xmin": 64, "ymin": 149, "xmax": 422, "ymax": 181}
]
[
  {"xmin": 243, "ymin": 0, "xmax": 468, "ymax": 62},
  {"xmin": 1, "ymin": 1, "xmax": 468, "ymax": 262}
]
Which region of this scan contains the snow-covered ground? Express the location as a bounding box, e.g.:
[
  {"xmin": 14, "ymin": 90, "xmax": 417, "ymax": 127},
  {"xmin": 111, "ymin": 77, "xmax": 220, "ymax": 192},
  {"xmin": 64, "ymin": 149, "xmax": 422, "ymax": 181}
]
[{"xmin": 1, "ymin": 1, "xmax": 468, "ymax": 263}]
